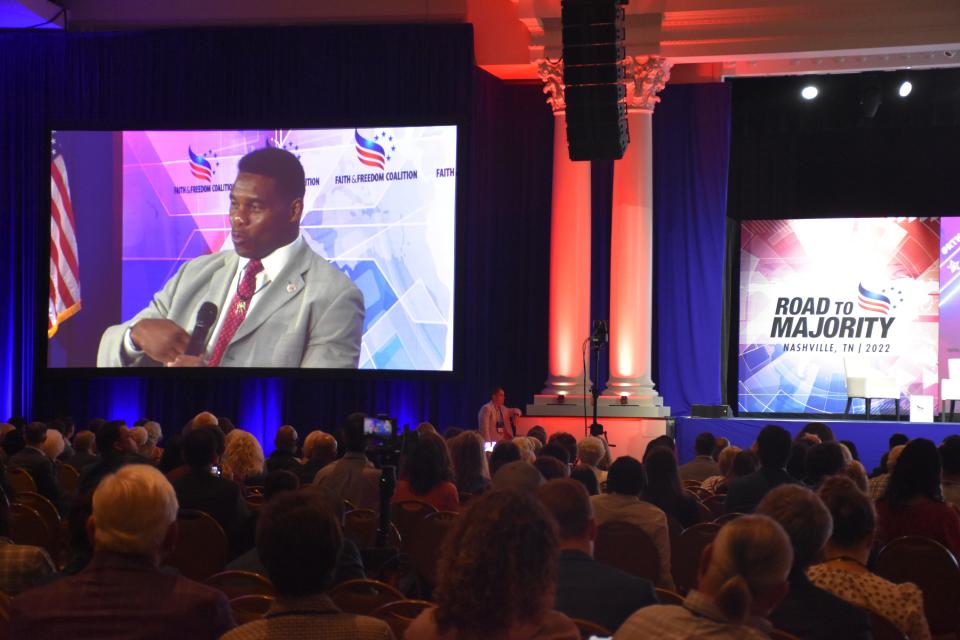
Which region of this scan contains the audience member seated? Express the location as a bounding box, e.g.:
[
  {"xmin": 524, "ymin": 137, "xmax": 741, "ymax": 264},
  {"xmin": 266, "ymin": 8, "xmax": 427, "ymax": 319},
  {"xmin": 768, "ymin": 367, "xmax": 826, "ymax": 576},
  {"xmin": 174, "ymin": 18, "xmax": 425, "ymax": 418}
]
[
  {"xmin": 712, "ymin": 437, "xmax": 730, "ymax": 460},
  {"xmin": 725, "ymin": 425, "xmax": 797, "ymax": 514},
  {"xmin": 540, "ymin": 479, "xmax": 658, "ymax": 632},
  {"xmin": 391, "ymin": 431, "xmax": 459, "ymax": 512},
  {"xmin": 11, "ymin": 465, "xmax": 235, "ymax": 638},
  {"xmin": 489, "ymin": 440, "xmax": 522, "ymax": 477},
  {"xmin": 78, "ymin": 420, "xmax": 145, "ymax": 495},
  {"xmin": 447, "ymin": 431, "xmax": 491, "ymax": 497},
  {"xmin": 547, "ymin": 432, "xmax": 579, "ymax": 465},
  {"xmin": 876, "ymin": 438, "xmax": 960, "ymax": 558},
  {"xmin": 939, "ymin": 435, "xmax": 960, "ymax": 510},
  {"xmin": 266, "ymin": 425, "xmax": 301, "ymax": 474},
  {"xmin": 701, "ymin": 445, "xmax": 741, "ymax": 494},
  {"xmin": 810, "ymin": 476, "xmax": 930, "ymax": 640},
  {"xmin": 8, "ymin": 421, "xmax": 62, "ymax": 507},
  {"xmin": 615, "ymin": 515, "xmax": 793, "ymax": 640},
  {"xmin": 798, "ymin": 422, "xmax": 836, "ymax": 443},
  {"xmin": 512, "ymin": 436, "xmax": 537, "ymax": 463},
  {"xmin": 406, "ymin": 489, "xmax": 579, "ymax": 640},
  {"xmin": 70, "ymin": 431, "xmax": 99, "ymax": 471},
  {"xmin": 0, "ymin": 491, "xmax": 56, "ymax": 594},
  {"xmin": 39, "ymin": 427, "xmax": 66, "ymax": 462},
  {"xmin": 839, "ymin": 439, "xmax": 860, "ymax": 462},
  {"xmin": 802, "ymin": 442, "xmax": 846, "ymax": 490},
  {"xmin": 187, "ymin": 411, "xmax": 220, "ymax": 432},
  {"xmin": 679, "ymin": 431, "xmax": 721, "ymax": 483},
  {"xmin": 138, "ymin": 420, "xmax": 163, "ymax": 464},
  {"xmin": 48, "ymin": 418, "xmax": 75, "ymax": 463},
  {"xmin": 492, "ymin": 461, "xmax": 545, "ymax": 493},
  {"xmin": 643, "ymin": 435, "xmax": 676, "ymax": 460},
  {"xmin": 591, "ymin": 456, "xmax": 674, "ymax": 589},
  {"xmin": 222, "ymin": 429, "xmax": 267, "ymax": 487},
  {"xmin": 313, "ymin": 413, "xmax": 381, "ymax": 511},
  {"xmin": 443, "ymin": 427, "xmax": 464, "ymax": 441},
  {"xmin": 297, "ymin": 430, "xmax": 338, "ymax": 485},
  {"xmin": 570, "ymin": 464, "xmax": 600, "ymax": 495},
  {"xmin": 756, "ymin": 484, "xmax": 871, "ymax": 640},
  {"xmin": 172, "ymin": 428, "xmax": 253, "ymax": 557},
  {"xmin": 872, "ymin": 433, "xmax": 909, "ymax": 478},
  {"xmin": 228, "ymin": 475, "xmax": 366, "ymax": 587},
  {"xmin": 2, "ymin": 427, "xmax": 25, "ymax": 460},
  {"xmin": 577, "ymin": 436, "xmax": 608, "ymax": 485},
  {"xmin": 223, "ymin": 491, "xmax": 389, "ymax": 640},
  {"xmin": 129, "ymin": 426, "xmax": 150, "ymax": 460},
  {"xmin": 534, "ymin": 455, "xmax": 570, "ymax": 481},
  {"xmin": 869, "ymin": 443, "xmax": 905, "ymax": 500},
  {"xmin": 539, "ymin": 442, "xmax": 571, "ymax": 466},
  {"xmin": 527, "ymin": 425, "xmax": 548, "ymax": 447},
  {"xmin": 217, "ymin": 416, "xmax": 236, "ymax": 436},
  {"xmin": 786, "ymin": 440, "xmax": 811, "ymax": 481},
  {"xmin": 158, "ymin": 433, "xmax": 184, "ymax": 474},
  {"xmin": 642, "ymin": 447, "xmax": 701, "ymax": 528}
]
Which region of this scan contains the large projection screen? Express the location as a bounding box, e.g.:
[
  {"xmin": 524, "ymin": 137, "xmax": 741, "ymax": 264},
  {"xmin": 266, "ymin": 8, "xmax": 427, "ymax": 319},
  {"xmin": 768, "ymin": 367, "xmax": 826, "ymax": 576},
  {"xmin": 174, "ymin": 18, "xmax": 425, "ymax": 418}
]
[{"xmin": 47, "ymin": 126, "xmax": 458, "ymax": 371}]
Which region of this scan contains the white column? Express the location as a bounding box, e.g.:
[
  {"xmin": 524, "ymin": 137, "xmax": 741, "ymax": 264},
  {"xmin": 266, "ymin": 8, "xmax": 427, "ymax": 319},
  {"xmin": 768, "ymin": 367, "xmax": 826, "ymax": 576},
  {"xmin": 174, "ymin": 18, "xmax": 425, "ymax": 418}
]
[{"xmin": 604, "ymin": 56, "xmax": 671, "ymax": 414}]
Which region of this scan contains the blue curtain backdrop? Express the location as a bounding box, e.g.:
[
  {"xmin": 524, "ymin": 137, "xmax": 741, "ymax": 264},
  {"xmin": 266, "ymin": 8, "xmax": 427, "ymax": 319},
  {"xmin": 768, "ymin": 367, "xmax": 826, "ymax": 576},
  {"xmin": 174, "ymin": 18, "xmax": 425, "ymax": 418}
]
[{"xmin": 0, "ymin": 23, "xmax": 730, "ymax": 444}]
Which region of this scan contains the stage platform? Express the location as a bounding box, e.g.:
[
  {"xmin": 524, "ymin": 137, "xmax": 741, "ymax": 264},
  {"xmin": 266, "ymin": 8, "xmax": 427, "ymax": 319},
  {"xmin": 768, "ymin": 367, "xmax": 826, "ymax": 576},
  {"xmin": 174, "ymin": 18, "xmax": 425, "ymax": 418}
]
[{"xmin": 674, "ymin": 416, "xmax": 960, "ymax": 473}]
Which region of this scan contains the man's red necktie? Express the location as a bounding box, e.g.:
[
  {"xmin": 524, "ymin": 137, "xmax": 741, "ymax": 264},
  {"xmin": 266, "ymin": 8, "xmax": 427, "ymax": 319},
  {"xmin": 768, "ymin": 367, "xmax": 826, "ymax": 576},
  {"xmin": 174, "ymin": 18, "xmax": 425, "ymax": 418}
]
[{"xmin": 207, "ymin": 259, "xmax": 263, "ymax": 367}]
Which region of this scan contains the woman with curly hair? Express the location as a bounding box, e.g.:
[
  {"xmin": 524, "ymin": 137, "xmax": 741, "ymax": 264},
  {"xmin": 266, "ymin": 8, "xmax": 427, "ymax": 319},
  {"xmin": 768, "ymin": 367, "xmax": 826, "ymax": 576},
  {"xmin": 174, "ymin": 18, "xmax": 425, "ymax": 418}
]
[
  {"xmin": 221, "ymin": 429, "xmax": 267, "ymax": 487},
  {"xmin": 406, "ymin": 489, "xmax": 579, "ymax": 640},
  {"xmin": 447, "ymin": 431, "xmax": 490, "ymax": 498},
  {"xmin": 392, "ymin": 431, "xmax": 459, "ymax": 512}
]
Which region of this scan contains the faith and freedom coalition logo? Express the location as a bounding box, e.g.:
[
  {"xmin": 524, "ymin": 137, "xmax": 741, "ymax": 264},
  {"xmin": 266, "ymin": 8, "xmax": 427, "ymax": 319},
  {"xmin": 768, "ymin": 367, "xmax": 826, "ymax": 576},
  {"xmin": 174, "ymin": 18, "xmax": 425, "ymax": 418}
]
[
  {"xmin": 187, "ymin": 147, "xmax": 217, "ymax": 183},
  {"xmin": 857, "ymin": 283, "xmax": 903, "ymax": 315},
  {"xmin": 354, "ymin": 129, "xmax": 394, "ymax": 171}
]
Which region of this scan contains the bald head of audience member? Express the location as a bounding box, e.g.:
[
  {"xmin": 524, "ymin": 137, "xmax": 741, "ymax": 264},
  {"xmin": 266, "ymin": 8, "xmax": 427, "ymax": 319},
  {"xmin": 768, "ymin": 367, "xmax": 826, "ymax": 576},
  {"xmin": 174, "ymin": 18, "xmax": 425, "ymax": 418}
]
[
  {"xmin": 74, "ymin": 430, "xmax": 96, "ymax": 455},
  {"xmin": 756, "ymin": 484, "xmax": 832, "ymax": 571},
  {"xmin": 303, "ymin": 431, "xmax": 337, "ymax": 465},
  {"xmin": 274, "ymin": 425, "xmax": 299, "ymax": 454},
  {"xmin": 89, "ymin": 465, "xmax": 179, "ymax": 564},
  {"xmin": 538, "ymin": 479, "xmax": 597, "ymax": 555},
  {"xmin": 188, "ymin": 411, "xmax": 218, "ymax": 432}
]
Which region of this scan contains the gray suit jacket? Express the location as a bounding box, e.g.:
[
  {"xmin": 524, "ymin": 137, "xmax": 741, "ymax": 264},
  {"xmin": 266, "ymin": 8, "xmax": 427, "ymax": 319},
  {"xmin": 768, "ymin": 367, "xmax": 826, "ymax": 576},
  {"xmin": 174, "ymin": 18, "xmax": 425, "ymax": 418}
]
[{"xmin": 97, "ymin": 241, "xmax": 364, "ymax": 368}]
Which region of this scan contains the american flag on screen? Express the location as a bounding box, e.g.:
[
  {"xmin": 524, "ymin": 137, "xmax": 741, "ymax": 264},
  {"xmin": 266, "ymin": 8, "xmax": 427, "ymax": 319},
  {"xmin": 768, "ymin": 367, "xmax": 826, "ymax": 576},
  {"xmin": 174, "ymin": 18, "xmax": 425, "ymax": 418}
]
[
  {"xmin": 354, "ymin": 129, "xmax": 387, "ymax": 170},
  {"xmin": 188, "ymin": 146, "xmax": 213, "ymax": 182},
  {"xmin": 858, "ymin": 283, "xmax": 891, "ymax": 315},
  {"xmin": 49, "ymin": 149, "xmax": 81, "ymax": 338}
]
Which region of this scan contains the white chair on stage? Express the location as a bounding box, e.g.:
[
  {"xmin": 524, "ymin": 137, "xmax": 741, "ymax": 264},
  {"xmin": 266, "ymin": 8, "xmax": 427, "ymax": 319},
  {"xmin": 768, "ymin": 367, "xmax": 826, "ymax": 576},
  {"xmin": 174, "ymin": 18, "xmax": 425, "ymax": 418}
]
[
  {"xmin": 942, "ymin": 359, "xmax": 960, "ymax": 422},
  {"xmin": 844, "ymin": 356, "xmax": 900, "ymax": 419}
]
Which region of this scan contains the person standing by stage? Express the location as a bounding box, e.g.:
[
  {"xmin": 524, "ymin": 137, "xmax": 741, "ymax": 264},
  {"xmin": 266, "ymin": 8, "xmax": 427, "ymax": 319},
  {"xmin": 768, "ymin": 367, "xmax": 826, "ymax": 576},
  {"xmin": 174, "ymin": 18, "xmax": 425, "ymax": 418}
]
[{"xmin": 478, "ymin": 387, "xmax": 521, "ymax": 443}]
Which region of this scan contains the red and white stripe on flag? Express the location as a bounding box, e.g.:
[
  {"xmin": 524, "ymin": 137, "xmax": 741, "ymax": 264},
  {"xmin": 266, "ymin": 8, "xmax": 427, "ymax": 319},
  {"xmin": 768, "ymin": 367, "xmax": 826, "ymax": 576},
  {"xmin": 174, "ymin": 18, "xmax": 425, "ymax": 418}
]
[{"xmin": 49, "ymin": 154, "xmax": 81, "ymax": 338}]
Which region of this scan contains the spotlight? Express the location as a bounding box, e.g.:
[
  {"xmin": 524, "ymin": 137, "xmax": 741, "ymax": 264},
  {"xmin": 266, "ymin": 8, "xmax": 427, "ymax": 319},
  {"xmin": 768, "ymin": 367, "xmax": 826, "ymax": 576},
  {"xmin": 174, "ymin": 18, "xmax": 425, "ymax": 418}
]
[
  {"xmin": 557, "ymin": 391, "xmax": 567, "ymax": 404},
  {"xmin": 619, "ymin": 392, "xmax": 629, "ymax": 405},
  {"xmin": 898, "ymin": 80, "xmax": 912, "ymax": 97},
  {"xmin": 801, "ymin": 85, "xmax": 819, "ymax": 100}
]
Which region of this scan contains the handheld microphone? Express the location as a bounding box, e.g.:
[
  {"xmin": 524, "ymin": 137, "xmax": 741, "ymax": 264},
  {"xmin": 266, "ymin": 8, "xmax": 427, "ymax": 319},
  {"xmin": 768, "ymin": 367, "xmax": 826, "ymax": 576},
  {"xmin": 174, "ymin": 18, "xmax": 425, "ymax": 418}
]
[{"xmin": 184, "ymin": 302, "xmax": 218, "ymax": 356}]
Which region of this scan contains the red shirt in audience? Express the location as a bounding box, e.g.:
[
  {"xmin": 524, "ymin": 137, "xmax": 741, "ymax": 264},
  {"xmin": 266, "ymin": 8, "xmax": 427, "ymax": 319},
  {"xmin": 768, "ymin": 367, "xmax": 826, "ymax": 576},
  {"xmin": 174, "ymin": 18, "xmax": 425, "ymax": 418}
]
[
  {"xmin": 391, "ymin": 479, "xmax": 460, "ymax": 512},
  {"xmin": 875, "ymin": 497, "xmax": 960, "ymax": 558}
]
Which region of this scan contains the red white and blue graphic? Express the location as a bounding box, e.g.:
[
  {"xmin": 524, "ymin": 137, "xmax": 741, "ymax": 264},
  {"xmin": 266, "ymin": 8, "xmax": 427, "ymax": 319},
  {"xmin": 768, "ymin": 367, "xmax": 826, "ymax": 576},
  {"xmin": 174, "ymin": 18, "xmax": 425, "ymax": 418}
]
[
  {"xmin": 354, "ymin": 129, "xmax": 393, "ymax": 171},
  {"xmin": 858, "ymin": 283, "xmax": 893, "ymax": 315},
  {"xmin": 188, "ymin": 147, "xmax": 214, "ymax": 182}
]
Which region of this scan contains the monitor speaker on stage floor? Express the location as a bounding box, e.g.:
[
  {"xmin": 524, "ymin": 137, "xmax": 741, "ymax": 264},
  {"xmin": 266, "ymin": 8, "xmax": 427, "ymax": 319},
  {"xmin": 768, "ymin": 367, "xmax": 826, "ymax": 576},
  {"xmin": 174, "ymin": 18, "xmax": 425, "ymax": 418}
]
[
  {"xmin": 561, "ymin": 0, "xmax": 629, "ymax": 160},
  {"xmin": 691, "ymin": 404, "xmax": 732, "ymax": 418}
]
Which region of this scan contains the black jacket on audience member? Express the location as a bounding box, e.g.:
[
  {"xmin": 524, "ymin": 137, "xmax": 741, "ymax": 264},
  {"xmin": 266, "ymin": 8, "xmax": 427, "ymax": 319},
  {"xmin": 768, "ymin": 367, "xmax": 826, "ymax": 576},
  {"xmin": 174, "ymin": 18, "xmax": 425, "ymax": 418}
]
[
  {"xmin": 554, "ymin": 548, "xmax": 658, "ymax": 633},
  {"xmin": 770, "ymin": 569, "xmax": 872, "ymax": 640},
  {"xmin": 68, "ymin": 452, "xmax": 100, "ymax": 472},
  {"xmin": 265, "ymin": 450, "xmax": 300, "ymax": 475},
  {"xmin": 172, "ymin": 469, "xmax": 253, "ymax": 557},
  {"xmin": 8, "ymin": 447, "xmax": 61, "ymax": 508},
  {"xmin": 724, "ymin": 467, "xmax": 798, "ymax": 514}
]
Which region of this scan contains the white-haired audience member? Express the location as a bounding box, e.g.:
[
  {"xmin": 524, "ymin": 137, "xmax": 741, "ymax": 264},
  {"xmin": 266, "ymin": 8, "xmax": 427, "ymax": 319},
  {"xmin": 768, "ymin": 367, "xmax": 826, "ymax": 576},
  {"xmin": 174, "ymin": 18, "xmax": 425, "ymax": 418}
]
[
  {"xmin": 576, "ymin": 436, "xmax": 607, "ymax": 485},
  {"xmin": 39, "ymin": 429, "xmax": 66, "ymax": 461},
  {"xmin": 298, "ymin": 430, "xmax": 338, "ymax": 485},
  {"xmin": 10, "ymin": 465, "xmax": 235, "ymax": 638},
  {"xmin": 69, "ymin": 430, "xmax": 99, "ymax": 471},
  {"xmin": 222, "ymin": 430, "xmax": 267, "ymax": 486},
  {"xmin": 615, "ymin": 515, "xmax": 792, "ymax": 639},
  {"xmin": 701, "ymin": 445, "xmax": 742, "ymax": 494},
  {"xmin": 141, "ymin": 421, "xmax": 164, "ymax": 464},
  {"xmin": 512, "ymin": 437, "xmax": 537, "ymax": 463},
  {"xmin": 868, "ymin": 443, "xmax": 905, "ymax": 500},
  {"xmin": 129, "ymin": 426, "xmax": 149, "ymax": 456}
]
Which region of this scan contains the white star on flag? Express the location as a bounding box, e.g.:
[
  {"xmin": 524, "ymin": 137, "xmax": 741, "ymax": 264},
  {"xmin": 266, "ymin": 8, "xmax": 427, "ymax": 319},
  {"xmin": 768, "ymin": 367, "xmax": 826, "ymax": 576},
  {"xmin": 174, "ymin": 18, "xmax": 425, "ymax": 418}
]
[{"xmin": 949, "ymin": 260, "xmax": 960, "ymax": 274}]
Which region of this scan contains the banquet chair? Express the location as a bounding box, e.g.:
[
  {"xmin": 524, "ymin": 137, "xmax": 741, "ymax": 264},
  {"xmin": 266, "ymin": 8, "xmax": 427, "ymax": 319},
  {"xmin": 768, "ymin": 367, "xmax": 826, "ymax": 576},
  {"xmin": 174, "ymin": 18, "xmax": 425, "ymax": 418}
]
[
  {"xmin": 844, "ymin": 356, "xmax": 900, "ymax": 419},
  {"xmin": 594, "ymin": 521, "xmax": 660, "ymax": 583}
]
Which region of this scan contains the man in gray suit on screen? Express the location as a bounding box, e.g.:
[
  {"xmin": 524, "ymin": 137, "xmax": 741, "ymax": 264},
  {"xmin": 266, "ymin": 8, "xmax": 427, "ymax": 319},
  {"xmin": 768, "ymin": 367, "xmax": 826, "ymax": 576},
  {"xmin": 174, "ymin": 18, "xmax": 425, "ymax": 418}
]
[{"xmin": 98, "ymin": 147, "xmax": 364, "ymax": 368}]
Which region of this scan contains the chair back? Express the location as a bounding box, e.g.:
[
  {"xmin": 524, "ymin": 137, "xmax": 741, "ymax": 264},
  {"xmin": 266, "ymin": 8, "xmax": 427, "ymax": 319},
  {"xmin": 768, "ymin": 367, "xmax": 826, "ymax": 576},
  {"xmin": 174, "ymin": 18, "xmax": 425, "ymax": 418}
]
[
  {"xmin": 654, "ymin": 587, "xmax": 684, "ymax": 605},
  {"xmin": 868, "ymin": 611, "xmax": 908, "ymax": 640},
  {"xmin": 949, "ymin": 358, "xmax": 960, "ymax": 381},
  {"xmin": 570, "ymin": 617, "xmax": 611, "ymax": 639},
  {"xmin": 229, "ymin": 594, "xmax": 274, "ymax": 625},
  {"xmin": 390, "ymin": 500, "xmax": 437, "ymax": 553},
  {"xmin": 672, "ymin": 522, "xmax": 721, "ymax": 593},
  {"xmin": 56, "ymin": 464, "xmax": 80, "ymax": 496},
  {"xmin": 682, "ymin": 480, "xmax": 703, "ymax": 489},
  {"xmin": 370, "ymin": 599, "xmax": 433, "ymax": 638},
  {"xmin": 12, "ymin": 492, "xmax": 60, "ymax": 556},
  {"xmin": 594, "ymin": 521, "xmax": 660, "ymax": 583},
  {"xmin": 0, "ymin": 589, "xmax": 10, "ymax": 640},
  {"xmin": 328, "ymin": 578, "xmax": 405, "ymax": 615},
  {"xmin": 343, "ymin": 508, "xmax": 401, "ymax": 549},
  {"xmin": 166, "ymin": 509, "xmax": 228, "ymax": 581},
  {"xmin": 7, "ymin": 468, "xmax": 36, "ymax": 496},
  {"xmin": 666, "ymin": 513, "xmax": 684, "ymax": 550},
  {"xmin": 712, "ymin": 512, "xmax": 744, "ymax": 525},
  {"xmin": 769, "ymin": 630, "xmax": 801, "ymax": 640},
  {"xmin": 876, "ymin": 535, "xmax": 960, "ymax": 636},
  {"xmin": 204, "ymin": 570, "xmax": 275, "ymax": 599},
  {"xmin": 701, "ymin": 494, "xmax": 726, "ymax": 520},
  {"xmin": 7, "ymin": 503, "xmax": 53, "ymax": 552},
  {"xmin": 410, "ymin": 511, "xmax": 458, "ymax": 587},
  {"xmin": 685, "ymin": 486, "xmax": 711, "ymax": 501}
]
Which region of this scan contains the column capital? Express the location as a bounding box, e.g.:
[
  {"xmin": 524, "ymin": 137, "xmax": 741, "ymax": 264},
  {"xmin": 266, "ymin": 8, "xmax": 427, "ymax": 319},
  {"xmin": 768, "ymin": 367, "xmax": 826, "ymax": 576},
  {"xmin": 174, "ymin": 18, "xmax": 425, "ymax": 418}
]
[
  {"xmin": 535, "ymin": 57, "xmax": 565, "ymax": 114},
  {"xmin": 624, "ymin": 55, "xmax": 672, "ymax": 113}
]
